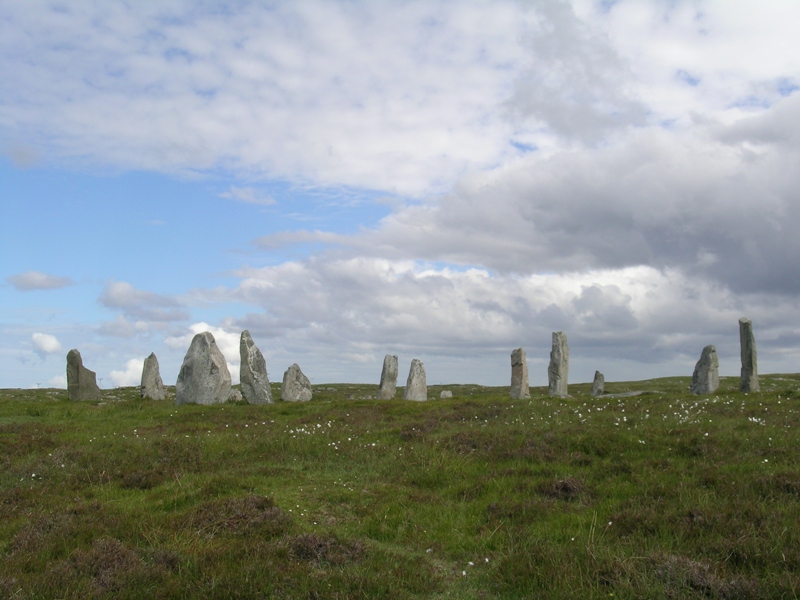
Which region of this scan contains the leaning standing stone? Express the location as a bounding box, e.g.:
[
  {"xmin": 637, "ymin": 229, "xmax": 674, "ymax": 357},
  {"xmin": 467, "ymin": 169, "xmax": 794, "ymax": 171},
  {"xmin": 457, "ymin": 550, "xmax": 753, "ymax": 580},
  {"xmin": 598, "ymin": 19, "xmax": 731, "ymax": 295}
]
[
  {"xmin": 239, "ymin": 330, "xmax": 273, "ymax": 405},
  {"xmin": 377, "ymin": 354, "xmax": 399, "ymax": 399},
  {"xmin": 548, "ymin": 332, "xmax": 569, "ymax": 397},
  {"xmin": 403, "ymin": 359, "xmax": 427, "ymax": 401},
  {"xmin": 691, "ymin": 345, "xmax": 719, "ymax": 395},
  {"xmin": 739, "ymin": 317, "xmax": 759, "ymax": 392},
  {"xmin": 175, "ymin": 332, "xmax": 232, "ymax": 405},
  {"xmin": 140, "ymin": 352, "xmax": 165, "ymax": 400},
  {"xmin": 66, "ymin": 349, "xmax": 101, "ymax": 401},
  {"xmin": 510, "ymin": 347, "xmax": 530, "ymax": 399},
  {"xmin": 591, "ymin": 371, "xmax": 604, "ymax": 397},
  {"xmin": 281, "ymin": 363, "xmax": 312, "ymax": 402}
]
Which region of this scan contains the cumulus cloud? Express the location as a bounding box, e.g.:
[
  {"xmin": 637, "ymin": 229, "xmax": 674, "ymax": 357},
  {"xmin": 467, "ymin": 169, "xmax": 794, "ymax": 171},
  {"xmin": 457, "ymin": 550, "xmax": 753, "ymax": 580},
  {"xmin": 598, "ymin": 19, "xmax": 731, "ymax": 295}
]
[
  {"xmin": 97, "ymin": 315, "xmax": 150, "ymax": 338},
  {"xmin": 48, "ymin": 375, "xmax": 67, "ymax": 389},
  {"xmin": 99, "ymin": 281, "xmax": 188, "ymax": 323},
  {"xmin": 7, "ymin": 271, "xmax": 74, "ymax": 291},
  {"xmin": 31, "ymin": 332, "xmax": 62, "ymax": 358},
  {"xmin": 109, "ymin": 358, "xmax": 144, "ymax": 388}
]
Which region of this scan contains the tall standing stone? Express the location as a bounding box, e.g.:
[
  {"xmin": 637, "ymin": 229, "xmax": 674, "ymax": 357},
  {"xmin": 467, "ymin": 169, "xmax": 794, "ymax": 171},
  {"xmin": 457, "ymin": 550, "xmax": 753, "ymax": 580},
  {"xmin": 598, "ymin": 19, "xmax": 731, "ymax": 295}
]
[
  {"xmin": 377, "ymin": 354, "xmax": 399, "ymax": 400},
  {"xmin": 140, "ymin": 352, "xmax": 165, "ymax": 400},
  {"xmin": 739, "ymin": 317, "xmax": 759, "ymax": 393},
  {"xmin": 66, "ymin": 349, "xmax": 101, "ymax": 401},
  {"xmin": 591, "ymin": 371, "xmax": 605, "ymax": 397},
  {"xmin": 175, "ymin": 332, "xmax": 232, "ymax": 405},
  {"xmin": 403, "ymin": 359, "xmax": 427, "ymax": 401},
  {"xmin": 281, "ymin": 363, "xmax": 312, "ymax": 402},
  {"xmin": 510, "ymin": 348, "xmax": 530, "ymax": 399},
  {"xmin": 691, "ymin": 345, "xmax": 719, "ymax": 395},
  {"xmin": 239, "ymin": 330, "xmax": 273, "ymax": 405},
  {"xmin": 548, "ymin": 331, "xmax": 569, "ymax": 397}
]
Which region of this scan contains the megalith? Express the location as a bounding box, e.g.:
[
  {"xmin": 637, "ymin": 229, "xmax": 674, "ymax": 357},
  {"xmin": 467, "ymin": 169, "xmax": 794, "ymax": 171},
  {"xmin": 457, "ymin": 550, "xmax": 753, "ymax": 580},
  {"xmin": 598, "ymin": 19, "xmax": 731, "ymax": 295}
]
[
  {"xmin": 377, "ymin": 354, "xmax": 399, "ymax": 399},
  {"xmin": 175, "ymin": 332, "xmax": 232, "ymax": 405},
  {"xmin": 140, "ymin": 352, "xmax": 165, "ymax": 400},
  {"xmin": 440, "ymin": 390, "xmax": 453, "ymax": 399},
  {"xmin": 66, "ymin": 349, "xmax": 101, "ymax": 401},
  {"xmin": 239, "ymin": 330, "xmax": 273, "ymax": 405},
  {"xmin": 281, "ymin": 363, "xmax": 312, "ymax": 402},
  {"xmin": 691, "ymin": 345, "xmax": 719, "ymax": 395},
  {"xmin": 510, "ymin": 347, "xmax": 530, "ymax": 399},
  {"xmin": 403, "ymin": 358, "xmax": 427, "ymax": 401},
  {"xmin": 548, "ymin": 332, "xmax": 569, "ymax": 397},
  {"xmin": 739, "ymin": 317, "xmax": 759, "ymax": 393},
  {"xmin": 591, "ymin": 371, "xmax": 604, "ymax": 397}
]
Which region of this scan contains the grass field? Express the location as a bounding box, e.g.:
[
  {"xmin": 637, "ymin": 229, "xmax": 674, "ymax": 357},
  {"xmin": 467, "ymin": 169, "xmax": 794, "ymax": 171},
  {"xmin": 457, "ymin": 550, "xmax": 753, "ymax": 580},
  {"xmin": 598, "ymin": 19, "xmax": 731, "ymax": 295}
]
[{"xmin": 2, "ymin": 374, "xmax": 800, "ymax": 599}]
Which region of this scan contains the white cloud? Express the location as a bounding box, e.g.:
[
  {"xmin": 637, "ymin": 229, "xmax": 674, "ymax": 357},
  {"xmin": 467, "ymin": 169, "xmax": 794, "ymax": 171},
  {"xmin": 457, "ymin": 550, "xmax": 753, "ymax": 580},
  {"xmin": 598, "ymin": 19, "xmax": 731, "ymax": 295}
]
[
  {"xmin": 7, "ymin": 271, "xmax": 74, "ymax": 291},
  {"xmin": 219, "ymin": 186, "xmax": 276, "ymax": 206},
  {"xmin": 97, "ymin": 315, "xmax": 150, "ymax": 338},
  {"xmin": 31, "ymin": 332, "xmax": 62, "ymax": 357},
  {"xmin": 109, "ymin": 358, "xmax": 144, "ymax": 388},
  {"xmin": 99, "ymin": 280, "xmax": 188, "ymax": 322},
  {"xmin": 48, "ymin": 375, "xmax": 67, "ymax": 389}
]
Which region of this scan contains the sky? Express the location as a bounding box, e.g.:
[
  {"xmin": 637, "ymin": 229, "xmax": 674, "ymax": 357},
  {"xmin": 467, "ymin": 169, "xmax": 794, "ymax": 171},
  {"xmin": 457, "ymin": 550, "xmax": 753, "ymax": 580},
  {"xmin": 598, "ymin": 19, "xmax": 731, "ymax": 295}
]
[{"xmin": 2, "ymin": 0, "xmax": 800, "ymax": 390}]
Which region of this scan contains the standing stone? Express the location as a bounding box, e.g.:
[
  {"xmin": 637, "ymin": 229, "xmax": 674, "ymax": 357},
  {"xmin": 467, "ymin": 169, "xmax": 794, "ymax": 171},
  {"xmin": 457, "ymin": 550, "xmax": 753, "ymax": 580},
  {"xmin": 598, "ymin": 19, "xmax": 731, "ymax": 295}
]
[
  {"xmin": 548, "ymin": 332, "xmax": 569, "ymax": 397},
  {"xmin": 239, "ymin": 330, "xmax": 273, "ymax": 405},
  {"xmin": 739, "ymin": 317, "xmax": 759, "ymax": 392},
  {"xmin": 140, "ymin": 352, "xmax": 165, "ymax": 400},
  {"xmin": 281, "ymin": 363, "xmax": 312, "ymax": 402},
  {"xmin": 175, "ymin": 332, "xmax": 232, "ymax": 405},
  {"xmin": 440, "ymin": 390, "xmax": 453, "ymax": 399},
  {"xmin": 510, "ymin": 348, "xmax": 530, "ymax": 399},
  {"xmin": 377, "ymin": 354, "xmax": 399, "ymax": 399},
  {"xmin": 403, "ymin": 359, "xmax": 427, "ymax": 401},
  {"xmin": 591, "ymin": 371, "xmax": 605, "ymax": 397},
  {"xmin": 66, "ymin": 349, "xmax": 101, "ymax": 401},
  {"xmin": 691, "ymin": 345, "xmax": 719, "ymax": 395}
]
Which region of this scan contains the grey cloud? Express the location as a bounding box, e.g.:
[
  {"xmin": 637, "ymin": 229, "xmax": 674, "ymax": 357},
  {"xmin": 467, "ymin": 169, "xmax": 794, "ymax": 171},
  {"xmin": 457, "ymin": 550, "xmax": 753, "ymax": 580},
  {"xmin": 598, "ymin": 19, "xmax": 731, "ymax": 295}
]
[
  {"xmin": 7, "ymin": 271, "xmax": 74, "ymax": 291},
  {"xmin": 99, "ymin": 281, "xmax": 188, "ymax": 323}
]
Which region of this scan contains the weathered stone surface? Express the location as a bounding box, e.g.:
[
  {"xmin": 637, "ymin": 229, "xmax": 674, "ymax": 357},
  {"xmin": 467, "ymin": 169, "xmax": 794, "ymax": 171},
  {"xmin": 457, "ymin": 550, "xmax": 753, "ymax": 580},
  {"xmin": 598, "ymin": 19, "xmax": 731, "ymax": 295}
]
[
  {"xmin": 239, "ymin": 330, "xmax": 273, "ymax": 405},
  {"xmin": 66, "ymin": 349, "xmax": 101, "ymax": 401},
  {"xmin": 175, "ymin": 332, "xmax": 232, "ymax": 405},
  {"xmin": 281, "ymin": 363, "xmax": 312, "ymax": 402},
  {"xmin": 440, "ymin": 390, "xmax": 453, "ymax": 399},
  {"xmin": 403, "ymin": 359, "xmax": 427, "ymax": 401},
  {"xmin": 591, "ymin": 371, "xmax": 605, "ymax": 397},
  {"xmin": 548, "ymin": 332, "xmax": 569, "ymax": 397},
  {"xmin": 510, "ymin": 347, "xmax": 530, "ymax": 399},
  {"xmin": 739, "ymin": 317, "xmax": 759, "ymax": 393},
  {"xmin": 140, "ymin": 352, "xmax": 165, "ymax": 400},
  {"xmin": 377, "ymin": 354, "xmax": 398, "ymax": 400},
  {"xmin": 691, "ymin": 345, "xmax": 719, "ymax": 395},
  {"xmin": 229, "ymin": 389, "xmax": 243, "ymax": 403}
]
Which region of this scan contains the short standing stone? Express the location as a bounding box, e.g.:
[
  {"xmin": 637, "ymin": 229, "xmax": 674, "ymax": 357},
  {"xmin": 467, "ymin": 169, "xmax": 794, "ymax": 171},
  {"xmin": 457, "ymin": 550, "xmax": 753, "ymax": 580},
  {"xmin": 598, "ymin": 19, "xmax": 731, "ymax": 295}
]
[
  {"xmin": 739, "ymin": 317, "xmax": 759, "ymax": 392},
  {"xmin": 66, "ymin": 349, "xmax": 101, "ymax": 401},
  {"xmin": 440, "ymin": 390, "xmax": 453, "ymax": 399},
  {"xmin": 228, "ymin": 389, "xmax": 243, "ymax": 403},
  {"xmin": 691, "ymin": 345, "xmax": 719, "ymax": 395},
  {"xmin": 510, "ymin": 347, "xmax": 530, "ymax": 399},
  {"xmin": 403, "ymin": 359, "xmax": 427, "ymax": 401},
  {"xmin": 548, "ymin": 332, "xmax": 569, "ymax": 397},
  {"xmin": 140, "ymin": 352, "xmax": 165, "ymax": 400},
  {"xmin": 239, "ymin": 330, "xmax": 273, "ymax": 405},
  {"xmin": 377, "ymin": 354, "xmax": 398, "ymax": 399},
  {"xmin": 591, "ymin": 371, "xmax": 604, "ymax": 397},
  {"xmin": 281, "ymin": 363, "xmax": 312, "ymax": 402},
  {"xmin": 175, "ymin": 332, "xmax": 232, "ymax": 405}
]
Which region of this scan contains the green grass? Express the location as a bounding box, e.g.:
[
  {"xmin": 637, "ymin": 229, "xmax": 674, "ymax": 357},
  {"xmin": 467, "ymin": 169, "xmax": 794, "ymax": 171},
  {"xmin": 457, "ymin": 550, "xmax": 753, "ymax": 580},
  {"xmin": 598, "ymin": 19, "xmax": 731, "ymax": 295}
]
[{"xmin": 2, "ymin": 376, "xmax": 800, "ymax": 598}]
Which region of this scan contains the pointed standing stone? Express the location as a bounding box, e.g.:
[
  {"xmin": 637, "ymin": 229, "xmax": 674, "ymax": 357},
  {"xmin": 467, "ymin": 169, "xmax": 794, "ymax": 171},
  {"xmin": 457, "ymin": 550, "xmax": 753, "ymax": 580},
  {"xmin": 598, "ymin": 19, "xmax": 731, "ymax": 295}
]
[
  {"xmin": 140, "ymin": 352, "xmax": 165, "ymax": 400},
  {"xmin": 377, "ymin": 354, "xmax": 399, "ymax": 399},
  {"xmin": 175, "ymin": 332, "xmax": 232, "ymax": 405},
  {"xmin": 403, "ymin": 359, "xmax": 427, "ymax": 401},
  {"xmin": 691, "ymin": 345, "xmax": 719, "ymax": 395},
  {"xmin": 739, "ymin": 317, "xmax": 759, "ymax": 392},
  {"xmin": 591, "ymin": 371, "xmax": 605, "ymax": 397},
  {"xmin": 239, "ymin": 330, "xmax": 273, "ymax": 405},
  {"xmin": 510, "ymin": 348, "xmax": 530, "ymax": 399},
  {"xmin": 548, "ymin": 332, "xmax": 569, "ymax": 397},
  {"xmin": 66, "ymin": 349, "xmax": 101, "ymax": 401},
  {"xmin": 281, "ymin": 363, "xmax": 312, "ymax": 402}
]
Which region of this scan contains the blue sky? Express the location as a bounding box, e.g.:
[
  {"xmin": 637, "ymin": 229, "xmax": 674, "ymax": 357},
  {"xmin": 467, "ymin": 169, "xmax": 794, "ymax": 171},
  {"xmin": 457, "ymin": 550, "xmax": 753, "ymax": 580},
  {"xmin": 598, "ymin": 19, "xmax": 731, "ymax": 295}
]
[{"xmin": 3, "ymin": 1, "xmax": 800, "ymax": 390}]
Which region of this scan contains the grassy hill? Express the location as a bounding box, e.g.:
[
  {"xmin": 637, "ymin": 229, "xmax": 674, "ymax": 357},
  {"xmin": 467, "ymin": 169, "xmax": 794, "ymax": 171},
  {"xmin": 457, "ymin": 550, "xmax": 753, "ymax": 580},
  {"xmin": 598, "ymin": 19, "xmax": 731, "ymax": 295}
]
[{"xmin": 2, "ymin": 375, "xmax": 800, "ymax": 599}]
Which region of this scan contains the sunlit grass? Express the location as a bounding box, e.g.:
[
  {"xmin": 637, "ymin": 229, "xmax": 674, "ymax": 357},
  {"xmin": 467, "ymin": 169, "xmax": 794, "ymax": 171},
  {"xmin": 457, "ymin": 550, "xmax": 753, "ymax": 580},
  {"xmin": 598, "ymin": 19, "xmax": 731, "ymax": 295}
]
[{"xmin": 2, "ymin": 376, "xmax": 800, "ymax": 598}]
